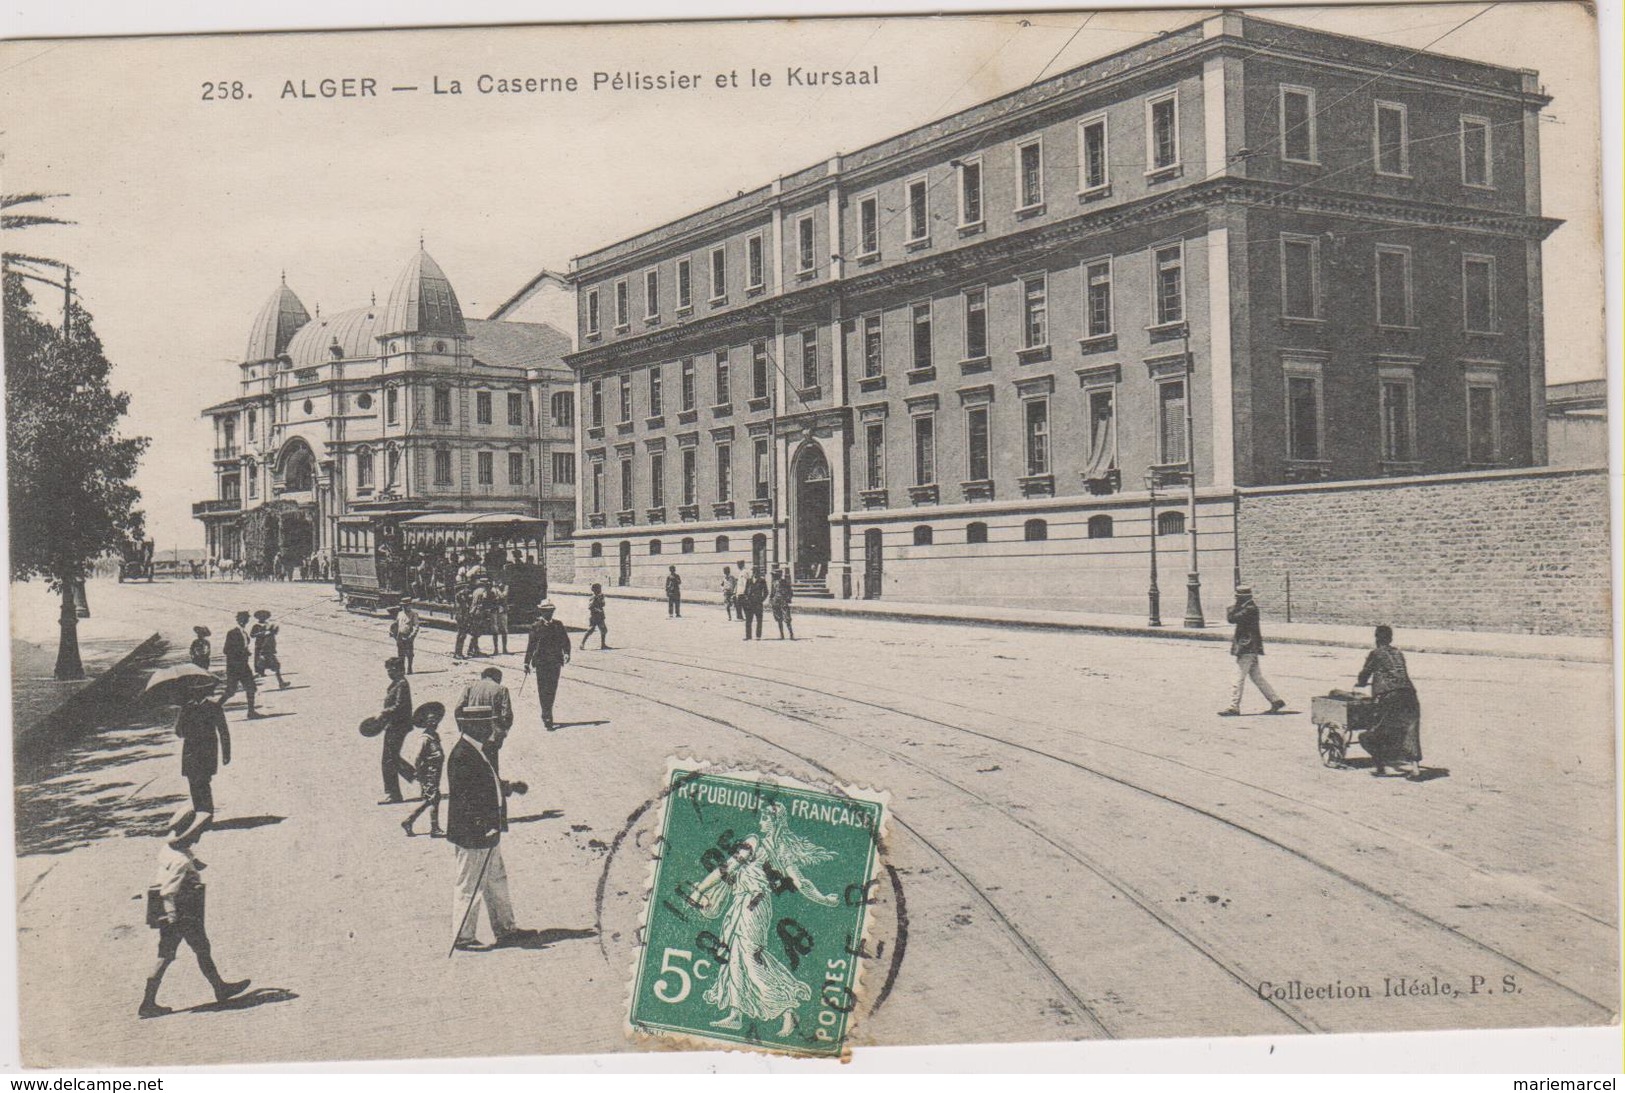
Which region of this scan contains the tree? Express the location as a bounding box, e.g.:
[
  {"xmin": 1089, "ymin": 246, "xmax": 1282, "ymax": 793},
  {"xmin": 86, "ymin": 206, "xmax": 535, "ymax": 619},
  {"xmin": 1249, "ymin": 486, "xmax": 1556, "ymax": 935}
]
[{"xmin": 5, "ymin": 268, "xmax": 149, "ymax": 678}]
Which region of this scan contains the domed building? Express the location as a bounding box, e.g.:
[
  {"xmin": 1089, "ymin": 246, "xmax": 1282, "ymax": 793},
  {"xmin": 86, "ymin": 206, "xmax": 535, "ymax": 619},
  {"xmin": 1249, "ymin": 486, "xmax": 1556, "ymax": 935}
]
[{"xmin": 194, "ymin": 248, "xmax": 577, "ymax": 576}]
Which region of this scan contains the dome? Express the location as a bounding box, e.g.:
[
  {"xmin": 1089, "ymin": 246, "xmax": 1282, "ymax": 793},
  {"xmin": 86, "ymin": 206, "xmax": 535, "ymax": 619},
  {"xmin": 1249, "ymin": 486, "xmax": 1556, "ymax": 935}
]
[
  {"xmin": 283, "ymin": 305, "xmax": 389, "ymax": 369},
  {"xmin": 244, "ymin": 281, "xmax": 311, "ymax": 363},
  {"xmin": 381, "ymin": 248, "xmax": 467, "ymax": 338}
]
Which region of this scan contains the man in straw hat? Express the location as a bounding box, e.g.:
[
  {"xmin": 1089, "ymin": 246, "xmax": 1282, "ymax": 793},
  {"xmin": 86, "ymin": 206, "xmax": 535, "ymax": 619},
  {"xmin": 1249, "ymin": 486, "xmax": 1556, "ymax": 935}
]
[
  {"xmin": 523, "ymin": 601, "xmax": 572, "ymax": 730},
  {"xmin": 445, "ymin": 708, "xmax": 519, "ymax": 951},
  {"xmin": 390, "ymin": 599, "xmax": 421, "ymax": 674},
  {"xmin": 1219, "ymin": 585, "xmax": 1286, "ymax": 717},
  {"xmin": 139, "ymin": 807, "xmax": 250, "ymax": 1017}
]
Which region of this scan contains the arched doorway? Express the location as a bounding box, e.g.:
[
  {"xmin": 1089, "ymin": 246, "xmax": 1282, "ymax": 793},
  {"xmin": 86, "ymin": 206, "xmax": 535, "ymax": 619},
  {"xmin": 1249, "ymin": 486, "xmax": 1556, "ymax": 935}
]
[
  {"xmin": 618, "ymin": 540, "xmax": 632, "ymax": 587},
  {"xmin": 277, "ymin": 438, "xmax": 317, "ymax": 494},
  {"xmin": 790, "ymin": 442, "xmax": 833, "ymax": 582},
  {"xmin": 751, "ymin": 533, "xmax": 768, "ymax": 576},
  {"xmin": 863, "ymin": 527, "xmax": 883, "ymax": 600}
]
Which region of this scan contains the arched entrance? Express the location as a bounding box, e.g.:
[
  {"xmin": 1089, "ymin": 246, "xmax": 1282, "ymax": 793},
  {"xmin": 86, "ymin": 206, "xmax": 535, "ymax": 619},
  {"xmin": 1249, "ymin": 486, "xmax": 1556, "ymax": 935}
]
[{"xmin": 790, "ymin": 442, "xmax": 832, "ymax": 582}]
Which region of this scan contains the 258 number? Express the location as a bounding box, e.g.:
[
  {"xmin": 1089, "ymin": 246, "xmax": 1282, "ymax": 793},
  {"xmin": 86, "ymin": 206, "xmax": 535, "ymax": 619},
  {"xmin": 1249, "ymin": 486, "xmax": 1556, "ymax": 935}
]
[{"xmin": 201, "ymin": 81, "xmax": 248, "ymax": 101}]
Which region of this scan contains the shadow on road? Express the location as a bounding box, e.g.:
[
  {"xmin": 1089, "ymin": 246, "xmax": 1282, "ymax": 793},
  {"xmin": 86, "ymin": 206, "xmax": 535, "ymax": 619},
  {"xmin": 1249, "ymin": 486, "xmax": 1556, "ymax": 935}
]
[
  {"xmin": 550, "ymin": 720, "xmax": 610, "ymax": 731},
  {"xmin": 507, "ymin": 809, "xmax": 563, "ymax": 825},
  {"xmin": 491, "ymin": 927, "xmax": 598, "ymax": 952},
  {"xmin": 211, "ymin": 814, "xmax": 286, "ymax": 832},
  {"xmin": 184, "ymin": 987, "xmax": 299, "ymax": 1015}
]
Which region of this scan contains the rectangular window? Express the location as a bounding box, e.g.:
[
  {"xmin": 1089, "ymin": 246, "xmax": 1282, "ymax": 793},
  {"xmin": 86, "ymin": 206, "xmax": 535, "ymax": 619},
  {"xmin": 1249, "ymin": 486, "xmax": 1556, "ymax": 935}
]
[
  {"xmin": 681, "ymin": 359, "xmax": 696, "ymax": 411},
  {"xmin": 1460, "ymin": 115, "xmax": 1492, "ymax": 187},
  {"xmin": 1158, "ymin": 379, "xmax": 1188, "ymax": 465},
  {"xmin": 966, "ymin": 406, "xmax": 990, "ymax": 481},
  {"xmin": 1024, "ymin": 399, "xmax": 1050, "ymax": 475},
  {"xmin": 357, "ymin": 450, "xmax": 374, "ymax": 490},
  {"xmin": 1088, "ymin": 388, "xmax": 1117, "ymax": 471},
  {"xmin": 476, "ymin": 390, "xmax": 493, "ymax": 425},
  {"xmin": 1149, "ymin": 92, "xmax": 1179, "ymax": 171},
  {"xmin": 477, "ymin": 451, "xmax": 494, "ymax": 486},
  {"xmin": 1281, "ymin": 235, "xmax": 1320, "ymax": 320},
  {"xmin": 858, "ymin": 194, "xmax": 879, "ymax": 255},
  {"xmin": 1463, "ymin": 254, "xmax": 1497, "ymax": 333},
  {"xmin": 434, "ymin": 448, "xmax": 453, "ymax": 486},
  {"xmin": 507, "ymin": 451, "xmax": 523, "ymax": 485},
  {"xmin": 433, "ymin": 386, "xmax": 452, "ymax": 425},
  {"xmin": 1376, "ymin": 246, "xmax": 1413, "ymax": 328},
  {"xmin": 620, "ymin": 459, "xmax": 633, "ymax": 510},
  {"xmin": 799, "ymin": 328, "xmax": 818, "ymax": 389},
  {"xmin": 1022, "ymin": 274, "xmax": 1048, "ymax": 348},
  {"xmin": 1467, "ymin": 382, "xmax": 1500, "ymax": 463},
  {"xmin": 1279, "ymin": 85, "xmax": 1317, "ymax": 163},
  {"xmin": 911, "ymin": 302, "xmax": 932, "ymax": 371},
  {"xmin": 1375, "ymin": 101, "xmax": 1409, "ymax": 176},
  {"xmin": 614, "ymin": 279, "xmax": 629, "ymax": 328},
  {"xmin": 1085, "ymin": 259, "xmax": 1113, "ymax": 337},
  {"xmin": 1154, "ymin": 244, "xmax": 1184, "ymax": 326},
  {"xmin": 507, "ymin": 392, "xmax": 524, "ymax": 426},
  {"xmin": 590, "ymin": 380, "xmax": 603, "ymax": 428},
  {"xmin": 1079, "ymin": 115, "xmax": 1108, "ymax": 192},
  {"xmin": 1018, "ymin": 140, "xmax": 1044, "ymax": 208},
  {"xmin": 710, "ymin": 246, "xmax": 727, "ymax": 301},
  {"xmin": 958, "ymin": 159, "xmax": 982, "ymax": 225},
  {"xmin": 644, "ymin": 269, "xmax": 659, "ymax": 319},
  {"xmin": 586, "ymin": 290, "xmax": 601, "ymax": 335},
  {"xmin": 912, "ymin": 414, "xmax": 935, "ymax": 485},
  {"xmin": 1286, "ymin": 374, "xmax": 1322, "ymax": 461},
  {"xmin": 552, "ymin": 451, "xmax": 576, "ymax": 485},
  {"xmin": 385, "ymin": 389, "xmax": 398, "ymax": 425},
  {"xmin": 651, "ymin": 452, "xmax": 665, "ymax": 507},
  {"xmin": 752, "ymin": 341, "xmax": 770, "ymax": 400},
  {"xmin": 797, "ymin": 215, "xmax": 815, "ymax": 273},
  {"xmin": 1380, "ymin": 378, "xmax": 1415, "ymax": 463},
  {"xmin": 648, "ymin": 365, "xmax": 663, "ymax": 417},
  {"xmin": 551, "ymin": 391, "xmax": 574, "ymax": 427},
  {"xmin": 618, "ymin": 374, "xmax": 632, "ymax": 423},
  {"xmin": 864, "ymin": 423, "xmax": 885, "ymax": 490},
  {"xmin": 715, "ymin": 351, "xmax": 731, "ymax": 405},
  {"xmin": 863, "ymin": 315, "xmax": 883, "ymax": 378},
  {"xmin": 964, "ymin": 288, "xmax": 988, "ymax": 360},
  {"xmin": 676, "ymin": 258, "xmax": 693, "ymax": 310},
  {"xmin": 754, "ymin": 438, "xmax": 770, "ymax": 499},
  {"xmin": 906, "ymin": 177, "xmax": 929, "ymax": 241},
  {"xmin": 716, "ymin": 443, "xmax": 732, "ymax": 502},
  {"xmin": 747, "ymin": 234, "xmax": 765, "ymax": 289},
  {"xmin": 590, "ymin": 461, "xmax": 602, "ymax": 512}
]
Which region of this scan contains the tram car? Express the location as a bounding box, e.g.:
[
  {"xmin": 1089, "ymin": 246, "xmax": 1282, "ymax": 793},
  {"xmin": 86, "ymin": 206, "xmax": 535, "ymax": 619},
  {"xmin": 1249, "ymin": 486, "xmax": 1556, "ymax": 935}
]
[{"xmin": 335, "ymin": 510, "xmax": 549, "ymax": 627}]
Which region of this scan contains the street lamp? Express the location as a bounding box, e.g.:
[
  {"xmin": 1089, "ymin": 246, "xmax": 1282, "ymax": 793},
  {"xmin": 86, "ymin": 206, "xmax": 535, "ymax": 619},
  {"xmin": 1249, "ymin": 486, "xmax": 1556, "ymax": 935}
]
[
  {"xmin": 1181, "ymin": 326, "xmax": 1205, "ymax": 629},
  {"xmin": 1144, "ymin": 471, "xmax": 1162, "ymax": 627}
]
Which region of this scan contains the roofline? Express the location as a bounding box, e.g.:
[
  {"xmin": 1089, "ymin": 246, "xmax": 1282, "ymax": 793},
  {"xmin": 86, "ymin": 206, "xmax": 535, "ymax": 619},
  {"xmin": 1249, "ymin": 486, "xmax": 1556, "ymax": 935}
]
[{"xmin": 487, "ymin": 268, "xmax": 571, "ymax": 318}]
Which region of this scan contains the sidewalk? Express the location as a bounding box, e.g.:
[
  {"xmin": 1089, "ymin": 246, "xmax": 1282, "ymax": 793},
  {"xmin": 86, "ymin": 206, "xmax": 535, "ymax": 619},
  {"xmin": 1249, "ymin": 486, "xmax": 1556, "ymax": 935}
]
[{"xmin": 547, "ymin": 581, "xmax": 1612, "ymax": 664}]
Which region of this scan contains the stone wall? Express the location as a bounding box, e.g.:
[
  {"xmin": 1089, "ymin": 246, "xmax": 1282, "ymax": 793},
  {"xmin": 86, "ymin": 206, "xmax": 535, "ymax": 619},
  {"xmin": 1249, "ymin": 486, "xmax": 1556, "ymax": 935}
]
[{"xmin": 1237, "ymin": 467, "xmax": 1613, "ymax": 636}]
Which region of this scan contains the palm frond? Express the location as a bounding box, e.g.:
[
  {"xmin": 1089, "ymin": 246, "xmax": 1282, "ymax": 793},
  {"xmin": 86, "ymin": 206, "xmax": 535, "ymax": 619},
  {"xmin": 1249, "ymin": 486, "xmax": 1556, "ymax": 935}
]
[
  {"xmin": 2, "ymin": 214, "xmax": 73, "ymax": 231},
  {"xmin": 0, "ymin": 193, "xmax": 67, "ymax": 210}
]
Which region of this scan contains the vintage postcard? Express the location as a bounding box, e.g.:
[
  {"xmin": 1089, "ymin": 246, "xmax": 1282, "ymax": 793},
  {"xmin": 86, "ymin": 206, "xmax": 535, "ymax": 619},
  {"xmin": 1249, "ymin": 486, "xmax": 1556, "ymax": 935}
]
[{"xmin": 1, "ymin": 1, "xmax": 1614, "ymax": 1071}]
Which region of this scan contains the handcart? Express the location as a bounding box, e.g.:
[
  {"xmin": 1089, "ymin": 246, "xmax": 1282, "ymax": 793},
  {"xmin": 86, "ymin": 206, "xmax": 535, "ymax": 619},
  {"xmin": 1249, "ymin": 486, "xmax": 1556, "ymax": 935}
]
[{"xmin": 1310, "ymin": 690, "xmax": 1377, "ymax": 768}]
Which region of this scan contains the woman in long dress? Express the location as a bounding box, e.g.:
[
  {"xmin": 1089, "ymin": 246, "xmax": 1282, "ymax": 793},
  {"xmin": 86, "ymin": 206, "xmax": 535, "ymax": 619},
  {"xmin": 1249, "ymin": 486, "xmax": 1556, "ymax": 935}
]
[
  {"xmin": 698, "ymin": 800, "xmax": 840, "ymax": 1036},
  {"xmin": 1356, "ymin": 624, "xmax": 1423, "ymax": 779}
]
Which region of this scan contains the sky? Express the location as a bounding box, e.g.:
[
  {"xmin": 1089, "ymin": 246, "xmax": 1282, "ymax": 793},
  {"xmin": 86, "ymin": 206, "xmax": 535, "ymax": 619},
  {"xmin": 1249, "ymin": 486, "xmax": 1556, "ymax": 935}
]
[{"xmin": 0, "ymin": 2, "xmax": 1605, "ymax": 551}]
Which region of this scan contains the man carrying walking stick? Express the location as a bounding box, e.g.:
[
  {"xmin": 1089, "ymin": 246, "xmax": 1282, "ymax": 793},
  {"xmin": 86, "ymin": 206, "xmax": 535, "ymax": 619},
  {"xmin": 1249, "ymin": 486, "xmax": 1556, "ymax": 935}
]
[{"xmin": 445, "ymin": 714, "xmax": 522, "ymax": 953}]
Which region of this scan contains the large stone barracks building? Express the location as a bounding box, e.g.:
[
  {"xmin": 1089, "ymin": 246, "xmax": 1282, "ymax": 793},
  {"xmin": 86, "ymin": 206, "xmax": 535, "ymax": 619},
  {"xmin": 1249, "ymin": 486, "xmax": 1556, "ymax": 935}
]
[
  {"xmin": 194, "ymin": 249, "xmax": 576, "ymax": 571},
  {"xmin": 562, "ymin": 11, "xmax": 1559, "ymax": 612}
]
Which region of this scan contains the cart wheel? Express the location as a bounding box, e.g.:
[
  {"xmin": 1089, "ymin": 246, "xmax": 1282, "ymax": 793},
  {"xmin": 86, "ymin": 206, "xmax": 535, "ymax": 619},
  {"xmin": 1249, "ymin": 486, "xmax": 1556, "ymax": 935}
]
[{"xmin": 1317, "ymin": 724, "xmax": 1347, "ymax": 768}]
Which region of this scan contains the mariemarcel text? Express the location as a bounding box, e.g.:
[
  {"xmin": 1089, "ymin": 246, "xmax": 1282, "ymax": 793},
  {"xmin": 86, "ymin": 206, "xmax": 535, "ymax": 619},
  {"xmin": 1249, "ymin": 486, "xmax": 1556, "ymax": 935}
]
[{"xmin": 254, "ymin": 67, "xmax": 879, "ymax": 102}]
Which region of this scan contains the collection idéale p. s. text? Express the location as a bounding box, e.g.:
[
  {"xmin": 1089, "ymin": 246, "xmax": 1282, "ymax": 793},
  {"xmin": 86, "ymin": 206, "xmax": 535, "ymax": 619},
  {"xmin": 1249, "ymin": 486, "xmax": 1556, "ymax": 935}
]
[{"xmin": 200, "ymin": 68, "xmax": 880, "ymax": 103}]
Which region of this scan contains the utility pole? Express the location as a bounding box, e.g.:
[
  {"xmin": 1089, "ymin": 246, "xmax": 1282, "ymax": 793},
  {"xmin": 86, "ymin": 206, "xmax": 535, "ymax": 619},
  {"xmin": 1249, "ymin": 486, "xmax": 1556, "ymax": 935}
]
[
  {"xmin": 770, "ymin": 315, "xmax": 782, "ymax": 572},
  {"xmin": 1145, "ymin": 472, "xmax": 1162, "ymax": 627},
  {"xmin": 1182, "ymin": 326, "xmax": 1205, "ymax": 629}
]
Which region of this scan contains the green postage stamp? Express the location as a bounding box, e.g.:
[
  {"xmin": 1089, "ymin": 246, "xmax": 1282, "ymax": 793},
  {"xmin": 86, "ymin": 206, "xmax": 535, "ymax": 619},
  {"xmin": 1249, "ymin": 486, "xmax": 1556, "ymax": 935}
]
[{"xmin": 628, "ymin": 763, "xmax": 890, "ymax": 1058}]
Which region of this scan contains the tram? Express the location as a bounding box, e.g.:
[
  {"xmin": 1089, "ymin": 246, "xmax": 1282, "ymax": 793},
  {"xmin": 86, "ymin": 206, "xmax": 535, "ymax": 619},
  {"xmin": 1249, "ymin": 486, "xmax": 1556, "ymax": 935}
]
[{"xmin": 335, "ymin": 509, "xmax": 549, "ymax": 626}]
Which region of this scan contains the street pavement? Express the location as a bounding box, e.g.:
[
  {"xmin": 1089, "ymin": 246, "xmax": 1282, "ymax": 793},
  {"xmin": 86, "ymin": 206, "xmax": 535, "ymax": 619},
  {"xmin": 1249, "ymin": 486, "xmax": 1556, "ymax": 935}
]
[{"xmin": 11, "ymin": 577, "xmax": 1619, "ymax": 1067}]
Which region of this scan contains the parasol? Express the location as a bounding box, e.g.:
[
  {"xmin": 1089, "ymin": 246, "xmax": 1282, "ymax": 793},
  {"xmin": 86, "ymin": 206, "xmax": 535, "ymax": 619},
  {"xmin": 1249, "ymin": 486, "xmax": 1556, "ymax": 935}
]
[{"xmin": 143, "ymin": 663, "xmax": 218, "ymax": 700}]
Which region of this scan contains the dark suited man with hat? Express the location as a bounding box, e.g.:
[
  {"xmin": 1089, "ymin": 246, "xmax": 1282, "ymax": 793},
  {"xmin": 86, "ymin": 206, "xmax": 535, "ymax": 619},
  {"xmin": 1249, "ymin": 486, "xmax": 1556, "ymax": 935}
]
[
  {"xmin": 377, "ymin": 657, "xmax": 415, "ymax": 803},
  {"xmin": 523, "ymin": 600, "xmax": 572, "ymax": 730},
  {"xmin": 1219, "ymin": 585, "xmax": 1286, "ymax": 717}
]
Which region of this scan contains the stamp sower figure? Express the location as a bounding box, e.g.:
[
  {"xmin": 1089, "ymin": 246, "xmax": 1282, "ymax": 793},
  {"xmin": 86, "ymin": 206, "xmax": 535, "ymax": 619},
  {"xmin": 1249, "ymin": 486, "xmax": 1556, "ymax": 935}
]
[
  {"xmin": 1356, "ymin": 625, "xmax": 1423, "ymax": 779},
  {"xmin": 523, "ymin": 601, "xmax": 572, "ymax": 729},
  {"xmin": 402, "ymin": 707, "xmax": 446, "ymax": 837},
  {"xmin": 769, "ymin": 568, "xmax": 796, "ymax": 641},
  {"xmin": 139, "ymin": 808, "xmax": 251, "ymax": 1018},
  {"xmin": 1219, "ymin": 585, "xmax": 1285, "ymax": 716},
  {"xmin": 251, "ymin": 610, "xmax": 288, "ymax": 689},
  {"xmin": 177, "ymin": 676, "xmax": 230, "ymax": 813},
  {"xmin": 739, "ymin": 568, "xmax": 767, "ymax": 641},
  {"xmin": 665, "ymin": 565, "xmax": 682, "ymax": 618},
  {"xmin": 188, "ymin": 625, "xmax": 212, "ymax": 670},
  {"xmin": 580, "ymin": 583, "xmax": 609, "ymax": 650},
  {"xmin": 220, "ymin": 611, "xmax": 261, "ymax": 719},
  {"xmin": 391, "ymin": 599, "xmax": 420, "ymax": 674},
  {"xmin": 446, "ymin": 713, "xmax": 519, "ymax": 951},
  {"xmin": 720, "ymin": 565, "xmax": 737, "ymax": 621},
  {"xmin": 377, "ymin": 657, "xmax": 415, "ymax": 804}
]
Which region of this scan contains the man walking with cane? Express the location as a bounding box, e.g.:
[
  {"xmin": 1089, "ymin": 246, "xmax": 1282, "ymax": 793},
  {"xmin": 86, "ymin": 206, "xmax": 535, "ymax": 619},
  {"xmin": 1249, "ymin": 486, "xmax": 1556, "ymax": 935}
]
[
  {"xmin": 523, "ymin": 601, "xmax": 572, "ymax": 730},
  {"xmin": 445, "ymin": 714, "xmax": 519, "ymax": 952}
]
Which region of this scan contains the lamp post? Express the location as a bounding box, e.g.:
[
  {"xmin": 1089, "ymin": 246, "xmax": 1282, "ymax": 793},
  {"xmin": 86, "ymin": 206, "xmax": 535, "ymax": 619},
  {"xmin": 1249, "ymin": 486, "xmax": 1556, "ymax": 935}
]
[
  {"xmin": 1181, "ymin": 325, "xmax": 1205, "ymax": 629},
  {"xmin": 1145, "ymin": 471, "xmax": 1162, "ymax": 627}
]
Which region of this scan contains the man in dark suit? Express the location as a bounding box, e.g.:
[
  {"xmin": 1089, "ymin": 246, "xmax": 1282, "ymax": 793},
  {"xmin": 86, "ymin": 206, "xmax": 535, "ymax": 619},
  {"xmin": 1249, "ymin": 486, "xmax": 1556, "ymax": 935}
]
[
  {"xmin": 220, "ymin": 611, "xmax": 260, "ymax": 719},
  {"xmin": 446, "ymin": 715, "xmax": 517, "ymax": 951},
  {"xmin": 523, "ymin": 601, "xmax": 572, "ymax": 730},
  {"xmin": 377, "ymin": 657, "xmax": 415, "ymax": 804},
  {"xmin": 176, "ymin": 676, "xmax": 230, "ymax": 813},
  {"xmin": 1219, "ymin": 585, "xmax": 1285, "ymax": 716},
  {"xmin": 738, "ymin": 568, "xmax": 767, "ymax": 640}
]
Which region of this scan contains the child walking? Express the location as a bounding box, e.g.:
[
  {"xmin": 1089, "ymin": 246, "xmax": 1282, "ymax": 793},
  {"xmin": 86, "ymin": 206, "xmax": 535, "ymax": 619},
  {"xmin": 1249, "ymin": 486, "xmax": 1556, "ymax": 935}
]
[
  {"xmin": 580, "ymin": 583, "xmax": 610, "ymax": 650},
  {"xmin": 139, "ymin": 808, "xmax": 250, "ymax": 1017},
  {"xmin": 401, "ymin": 705, "xmax": 446, "ymax": 838}
]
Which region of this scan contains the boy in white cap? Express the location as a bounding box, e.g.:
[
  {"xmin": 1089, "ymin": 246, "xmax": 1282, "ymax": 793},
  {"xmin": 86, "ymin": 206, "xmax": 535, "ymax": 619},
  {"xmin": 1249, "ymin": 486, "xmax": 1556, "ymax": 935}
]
[{"xmin": 139, "ymin": 808, "xmax": 250, "ymax": 1017}]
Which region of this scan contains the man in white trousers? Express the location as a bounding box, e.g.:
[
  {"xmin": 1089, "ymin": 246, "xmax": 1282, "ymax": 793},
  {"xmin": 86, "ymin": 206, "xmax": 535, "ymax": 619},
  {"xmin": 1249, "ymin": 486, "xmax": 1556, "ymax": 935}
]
[
  {"xmin": 1219, "ymin": 585, "xmax": 1287, "ymax": 717},
  {"xmin": 445, "ymin": 713, "xmax": 518, "ymax": 951}
]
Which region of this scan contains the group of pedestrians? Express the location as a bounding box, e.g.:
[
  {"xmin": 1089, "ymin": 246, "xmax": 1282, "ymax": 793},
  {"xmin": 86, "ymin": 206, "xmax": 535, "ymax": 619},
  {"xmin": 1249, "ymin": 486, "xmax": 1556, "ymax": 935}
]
[{"xmin": 718, "ymin": 564, "xmax": 794, "ymax": 640}]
